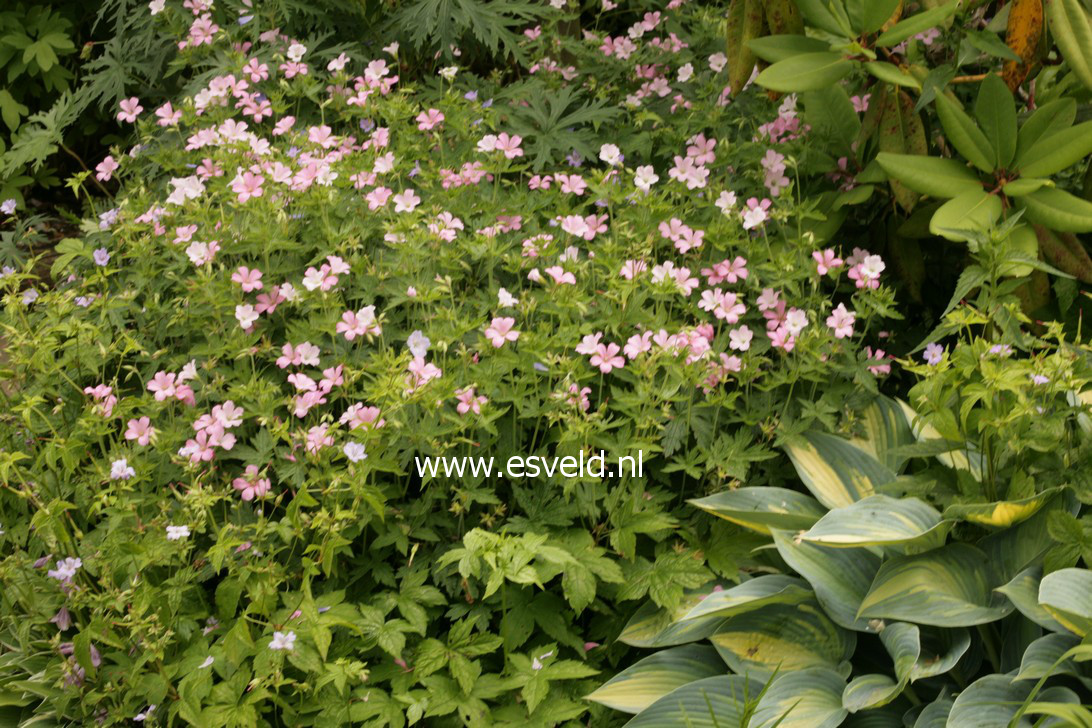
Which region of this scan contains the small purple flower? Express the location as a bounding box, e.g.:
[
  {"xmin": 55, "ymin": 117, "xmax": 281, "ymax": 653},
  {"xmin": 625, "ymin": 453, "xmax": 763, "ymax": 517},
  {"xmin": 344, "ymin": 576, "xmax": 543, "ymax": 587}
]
[
  {"xmin": 48, "ymin": 557, "xmax": 82, "ymax": 583},
  {"xmin": 989, "ymin": 344, "xmax": 1013, "ymax": 357},
  {"xmin": 923, "ymin": 343, "xmax": 944, "ymax": 366},
  {"xmin": 566, "ymin": 150, "xmax": 583, "ymax": 167},
  {"xmin": 0, "ymin": 198, "xmax": 16, "ymax": 215},
  {"xmin": 464, "ymin": 90, "xmax": 478, "ymax": 101},
  {"xmin": 1030, "ymin": 374, "xmax": 1049, "ymax": 385},
  {"xmin": 92, "ymin": 248, "xmax": 110, "ymax": 266}
]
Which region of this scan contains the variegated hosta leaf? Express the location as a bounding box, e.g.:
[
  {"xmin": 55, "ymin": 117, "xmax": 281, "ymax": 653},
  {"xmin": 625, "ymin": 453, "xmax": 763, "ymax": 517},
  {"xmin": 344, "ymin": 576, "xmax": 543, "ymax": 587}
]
[
  {"xmin": 911, "ymin": 697, "xmax": 953, "ymax": 728},
  {"xmin": 622, "ymin": 675, "xmax": 759, "ymax": 728},
  {"xmin": 979, "ymin": 500, "xmax": 1065, "ymax": 583},
  {"xmin": 849, "ymin": 395, "xmax": 916, "ymax": 473},
  {"xmin": 906, "ymin": 626, "xmax": 970, "ymax": 681},
  {"xmin": 1022, "ymin": 697, "xmax": 1092, "ymax": 728},
  {"xmin": 772, "ymin": 529, "xmax": 882, "ymax": 632},
  {"xmin": 1015, "ymin": 633, "xmax": 1087, "ymax": 684},
  {"xmin": 895, "ymin": 400, "xmax": 985, "ymax": 481},
  {"xmin": 800, "ymin": 494, "xmax": 949, "ymax": 550},
  {"xmin": 750, "ymin": 668, "xmax": 847, "ymax": 728},
  {"xmin": 996, "ymin": 566, "xmax": 1068, "ymax": 632},
  {"xmin": 857, "ymin": 543, "xmax": 1014, "ymax": 627},
  {"xmin": 947, "ymin": 675, "xmax": 1036, "ymax": 727},
  {"xmin": 688, "ymin": 487, "xmax": 826, "ymax": 535},
  {"xmin": 1038, "ymin": 568, "xmax": 1092, "ymax": 637},
  {"xmin": 842, "ymin": 706, "xmax": 906, "ymax": 727},
  {"xmin": 618, "ymin": 585, "xmax": 727, "ymax": 647},
  {"xmin": 585, "ymin": 645, "xmax": 726, "ymax": 714},
  {"xmin": 708, "ymin": 601, "xmax": 855, "ymax": 679},
  {"xmin": 843, "ymin": 673, "xmax": 902, "ymax": 712},
  {"xmin": 784, "ymin": 431, "xmax": 898, "ymax": 509},
  {"xmin": 681, "ymin": 574, "xmax": 812, "ymax": 621},
  {"xmin": 942, "ymin": 486, "xmax": 1065, "ymax": 529}
]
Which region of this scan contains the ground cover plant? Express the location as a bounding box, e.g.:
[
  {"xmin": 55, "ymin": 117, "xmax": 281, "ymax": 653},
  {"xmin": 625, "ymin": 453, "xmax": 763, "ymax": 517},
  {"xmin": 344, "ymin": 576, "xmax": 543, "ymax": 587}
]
[{"xmin": 0, "ymin": 0, "xmax": 1090, "ymax": 726}]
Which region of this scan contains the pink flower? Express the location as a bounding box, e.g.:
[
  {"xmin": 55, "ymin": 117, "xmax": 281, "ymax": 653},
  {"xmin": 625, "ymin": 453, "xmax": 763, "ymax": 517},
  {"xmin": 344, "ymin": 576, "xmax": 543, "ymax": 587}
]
[
  {"xmin": 393, "ymin": 189, "xmax": 420, "ymax": 213},
  {"xmin": 155, "ymin": 102, "xmax": 181, "ymax": 126},
  {"xmin": 340, "ymin": 403, "xmax": 385, "ymax": 430},
  {"xmin": 866, "ymin": 347, "xmax": 892, "ymax": 375},
  {"xmin": 848, "ymin": 255, "xmax": 885, "ymax": 289},
  {"xmin": 415, "ymin": 108, "xmax": 444, "ymax": 131},
  {"xmin": 147, "ymin": 372, "xmax": 177, "ymax": 401},
  {"xmin": 124, "ymin": 417, "xmax": 155, "ymax": 446},
  {"xmin": 117, "ymin": 97, "xmax": 143, "ymax": 123},
  {"xmin": 813, "ymin": 249, "xmax": 843, "ymax": 276},
  {"xmin": 590, "ymin": 343, "xmax": 625, "ymax": 373},
  {"xmin": 494, "ymin": 133, "xmax": 523, "ymax": 159},
  {"xmin": 455, "ymin": 387, "xmax": 488, "ymax": 415},
  {"xmin": 484, "ymin": 317, "xmax": 519, "ymax": 348},
  {"xmin": 231, "ymin": 266, "xmax": 264, "ymax": 292},
  {"xmin": 336, "ymin": 306, "xmax": 381, "ymax": 340},
  {"xmin": 233, "ymin": 465, "xmax": 271, "ymax": 501},
  {"xmin": 406, "ymin": 356, "xmax": 442, "ymax": 392},
  {"xmin": 769, "ymin": 326, "xmax": 795, "ymax": 352},
  {"xmin": 305, "ymin": 424, "xmax": 334, "ymax": 454},
  {"xmin": 231, "ymin": 171, "xmax": 265, "ymax": 203},
  {"xmin": 741, "ymin": 198, "xmax": 771, "ymax": 229},
  {"xmin": 543, "ymin": 266, "xmax": 576, "ymax": 285},
  {"xmin": 95, "ymin": 156, "xmax": 119, "ymax": 182},
  {"xmin": 624, "ymin": 331, "xmax": 653, "ymax": 359},
  {"xmin": 826, "ymin": 303, "xmax": 856, "ymax": 339}
]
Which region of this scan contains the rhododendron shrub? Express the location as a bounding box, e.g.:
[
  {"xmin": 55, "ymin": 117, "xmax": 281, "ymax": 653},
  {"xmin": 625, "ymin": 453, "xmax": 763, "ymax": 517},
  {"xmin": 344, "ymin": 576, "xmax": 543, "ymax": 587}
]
[{"xmin": 0, "ymin": 2, "xmax": 898, "ymax": 725}]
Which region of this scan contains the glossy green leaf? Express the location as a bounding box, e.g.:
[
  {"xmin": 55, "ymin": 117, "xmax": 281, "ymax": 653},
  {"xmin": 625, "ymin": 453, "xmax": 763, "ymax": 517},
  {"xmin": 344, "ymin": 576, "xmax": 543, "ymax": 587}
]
[
  {"xmin": 942, "ymin": 487, "xmax": 1063, "ymax": 528},
  {"xmin": 622, "ymin": 675, "xmax": 758, "ymax": 728},
  {"xmin": 874, "ymin": 153, "xmax": 982, "ymax": 199},
  {"xmin": 794, "ymin": 0, "xmax": 854, "ymax": 36},
  {"xmin": 858, "ymin": 543, "xmax": 1014, "ymax": 627},
  {"xmin": 1038, "ymin": 568, "xmax": 1092, "ymax": 636},
  {"xmin": 688, "ymin": 487, "xmax": 826, "ymax": 535},
  {"xmin": 975, "ymin": 74, "xmax": 1017, "ymax": 168},
  {"xmin": 842, "ymin": 673, "xmax": 902, "ymax": 711},
  {"xmin": 751, "ymin": 668, "xmax": 847, "ymax": 728},
  {"xmin": 848, "ymin": 395, "xmax": 915, "ymax": 473},
  {"xmin": 709, "ymin": 601, "xmax": 855, "ymax": 679},
  {"xmin": 935, "ymin": 93, "xmax": 995, "ymax": 172},
  {"xmin": 912, "ymin": 697, "xmax": 953, "ymax": 728},
  {"xmin": 1018, "ymin": 122, "xmax": 1092, "ymax": 177},
  {"xmin": 586, "ymin": 645, "xmax": 727, "ymax": 713},
  {"xmin": 800, "ymin": 495, "xmax": 949, "ymax": 549},
  {"xmin": 681, "ymin": 575, "xmax": 813, "ymax": 620},
  {"xmin": 865, "ymin": 61, "xmax": 922, "ymax": 89},
  {"xmin": 619, "ymin": 587, "xmax": 726, "ymax": 647},
  {"xmin": 928, "ymin": 188, "xmax": 1002, "ymax": 242},
  {"xmin": 1019, "ymin": 187, "xmax": 1092, "ymax": 232},
  {"xmin": 803, "ymin": 84, "xmax": 860, "ymax": 152},
  {"xmin": 748, "ymin": 34, "xmax": 831, "ymax": 62},
  {"xmin": 1015, "ymin": 633, "xmax": 1085, "ymax": 682},
  {"xmin": 1046, "ymin": 0, "xmax": 1092, "ymax": 91},
  {"xmin": 784, "ymin": 431, "xmax": 897, "ymax": 509},
  {"xmin": 876, "ymin": 0, "xmax": 960, "ymax": 46},
  {"xmin": 997, "ymin": 566, "xmax": 1068, "ymax": 632},
  {"xmin": 1002, "ymin": 178, "xmax": 1052, "ymax": 197},
  {"xmin": 845, "ymin": 0, "xmax": 900, "ymax": 34},
  {"xmin": 755, "ymin": 53, "xmax": 856, "ymax": 92},
  {"xmin": 947, "ymin": 675, "xmax": 1035, "ymax": 727},
  {"xmin": 1015, "ymin": 98, "xmax": 1077, "ymax": 160},
  {"xmin": 772, "ymin": 529, "xmax": 882, "ymax": 632}
]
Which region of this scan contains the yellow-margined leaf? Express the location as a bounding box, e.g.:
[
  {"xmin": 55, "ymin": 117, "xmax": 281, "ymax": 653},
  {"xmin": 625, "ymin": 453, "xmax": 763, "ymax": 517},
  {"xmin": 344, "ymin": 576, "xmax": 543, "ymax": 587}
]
[
  {"xmin": 942, "ymin": 486, "xmax": 1063, "ymax": 528},
  {"xmin": 800, "ymin": 494, "xmax": 949, "ymax": 549},
  {"xmin": 618, "ymin": 585, "xmax": 727, "ymax": 647},
  {"xmin": 842, "ymin": 673, "xmax": 902, "ymax": 712},
  {"xmin": 1014, "ymin": 633, "xmax": 1086, "ymax": 683},
  {"xmin": 585, "ymin": 645, "xmax": 726, "ymax": 714},
  {"xmin": 622, "ymin": 675, "xmax": 759, "ymax": 728},
  {"xmin": 784, "ymin": 431, "xmax": 897, "ymax": 509},
  {"xmin": 896, "ymin": 399, "xmax": 985, "ymax": 480},
  {"xmin": 681, "ymin": 574, "xmax": 812, "ymax": 620},
  {"xmin": 1038, "ymin": 568, "xmax": 1092, "ymax": 636},
  {"xmin": 997, "ymin": 566, "xmax": 1068, "ymax": 632},
  {"xmin": 750, "ymin": 668, "xmax": 847, "ymax": 728},
  {"xmin": 849, "ymin": 395, "xmax": 915, "ymax": 473},
  {"xmin": 688, "ymin": 487, "xmax": 825, "ymax": 534}
]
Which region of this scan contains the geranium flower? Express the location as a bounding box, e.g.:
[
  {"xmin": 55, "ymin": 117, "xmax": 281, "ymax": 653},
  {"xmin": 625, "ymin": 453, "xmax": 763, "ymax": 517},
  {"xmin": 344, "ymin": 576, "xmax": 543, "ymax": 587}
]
[
  {"xmin": 590, "ymin": 343, "xmax": 625, "ymax": 373},
  {"xmin": 484, "ymin": 317, "xmax": 519, "ymax": 348}
]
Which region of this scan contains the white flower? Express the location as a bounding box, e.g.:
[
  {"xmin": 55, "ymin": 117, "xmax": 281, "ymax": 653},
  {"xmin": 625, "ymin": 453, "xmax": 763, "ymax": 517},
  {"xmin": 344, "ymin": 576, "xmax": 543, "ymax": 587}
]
[
  {"xmin": 860, "ymin": 254, "xmax": 886, "ymax": 280},
  {"xmin": 677, "ymin": 62, "xmax": 694, "ymax": 83},
  {"xmin": 327, "ymin": 53, "xmax": 349, "ymax": 72},
  {"xmin": 199, "ymin": 656, "xmax": 214, "ymax": 669},
  {"xmin": 286, "ymin": 43, "xmax": 308, "ymax": 63},
  {"xmin": 477, "ymin": 134, "xmax": 498, "ymax": 153},
  {"xmin": 497, "ymin": 287, "xmax": 519, "ymax": 307},
  {"xmin": 166, "ymin": 525, "xmax": 190, "ymax": 541},
  {"xmin": 110, "ymin": 458, "xmax": 136, "ymax": 481},
  {"xmin": 235, "ymin": 304, "xmax": 259, "ymax": 329},
  {"xmin": 407, "ymin": 330, "xmax": 431, "ymax": 358},
  {"xmin": 729, "ymin": 325, "xmax": 753, "ymax": 351},
  {"xmin": 439, "ymin": 66, "xmax": 459, "ymax": 81},
  {"xmin": 709, "ymin": 52, "xmax": 727, "ymax": 73},
  {"xmin": 598, "ymin": 143, "xmax": 622, "ymax": 166},
  {"xmin": 634, "ymin": 165, "xmax": 659, "ymax": 192},
  {"xmin": 48, "ymin": 557, "xmax": 82, "ymax": 583},
  {"xmin": 148, "ymin": 0, "xmax": 165, "ymax": 15},
  {"xmin": 343, "ymin": 442, "xmax": 368, "ymax": 463},
  {"xmin": 270, "ymin": 631, "xmax": 297, "ymax": 651},
  {"xmin": 134, "ymin": 705, "xmax": 156, "ymax": 722},
  {"xmin": 0, "ymin": 199, "xmax": 16, "ymax": 215},
  {"xmin": 165, "ymin": 175, "xmax": 205, "ymax": 206},
  {"xmin": 383, "ymin": 42, "xmax": 400, "ymax": 56},
  {"xmin": 550, "ymin": 0, "xmax": 566, "ymax": 8},
  {"xmin": 715, "ymin": 190, "xmax": 737, "ymax": 215},
  {"xmin": 784, "ymin": 309, "xmax": 809, "ymax": 336},
  {"xmin": 531, "ymin": 650, "xmax": 554, "ymax": 670}
]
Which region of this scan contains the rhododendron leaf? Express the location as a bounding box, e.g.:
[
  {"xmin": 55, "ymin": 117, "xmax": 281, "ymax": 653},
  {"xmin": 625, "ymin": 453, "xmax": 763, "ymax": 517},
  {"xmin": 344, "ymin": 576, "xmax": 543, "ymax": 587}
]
[
  {"xmin": 803, "ymin": 84, "xmax": 859, "ymax": 152},
  {"xmin": 794, "ymin": 0, "xmax": 855, "ymax": 36},
  {"xmin": 708, "ymin": 601, "xmax": 855, "ymax": 678},
  {"xmin": 1038, "ymin": 568, "xmax": 1092, "ymax": 636},
  {"xmin": 1002, "ymin": 177, "xmax": 1052, "ymax": 197},
  {"xmin": 845, "ymin": 0, "xmax": 901, "ymax": 34},
  {"xmin": 764, "ymin": 0, "xmax": 806, "ymax": 36},
  {"xmin": 934, "ymin": 93, "xmax": 995, "ymax": 172},
  {"xmin": 975, "ymin": 74, "xmax": 1018, "ymax": 168},
  {"xmin": 585, "ymin": 645, "xmax": 726, "ymax": 714},
  {"xmin": 875, "ymin": 0, "xmax": 961, "ymax": 47},
  {"xmin": 748, "ymin": 34, "xmax": 831, "ymax": 63},
  {"xmin": 1018, "ymin": 187, "xmax": 1092, "ymax": 231},
  {"xmin": 751, "ymin": 668, "xmax": 847, "ymax": 728},
  {"xmin": 928, "ymin": 188, "xmax": 1002, "ymax": 242},
  {"xmin": 865, "ymin": 61, "xmax": 921, "ymax": 88},
  {"xmin": 755, "ymin": 53, "xmax": 856, "ymax": 92},
  {"xmin": 621, "ymin": 675, "xmax": 758, "ymax": 728},
  {"xmin": 1016, "ymin": 98, "xmax": 1077, "ymax": 159},
  {"xmin": 1017, "ymin": 121, "xmax": 1092, "ymax": 176},
  {"xmin": 688, "ymin": 487, "xmax": 826, "ymax": 534},
  {"xmin": 725, "ymin": 0, "xmax": 763, "ymax": 95},
  {"xmin": 874, "ymin": 153, "xmax": 981, "ymax": 199},
  {"xmin": 1046, "ymin": 0, "xmax": 1092, "ymax": 91},
  {"xmin": 800, "ymin": 495, "xmax": 949, "ymax": 550},
  {"xmin": 681, "ymin": 575, "xmax": 813, "ymax": 620},
  {"xmin": 783, "ymin": 431, "xmax": 896, "ymax": 509}
]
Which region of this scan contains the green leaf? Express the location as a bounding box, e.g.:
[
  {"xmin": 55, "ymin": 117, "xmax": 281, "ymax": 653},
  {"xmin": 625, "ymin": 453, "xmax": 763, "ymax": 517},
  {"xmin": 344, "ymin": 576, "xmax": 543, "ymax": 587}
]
[
  {"xmin": 803, "ymin": 84, "xmax": 860, "ymax": 152},
  {"xmin": 845, "ymin": 0, "xmax": 900, "ymax": 33},
  {"xmin": 618, "ymin": 587, "xmax": 727, "ymax": 648},
  {"xmin": 1046, "ymin": 0, "xmax": 1092, "ymax": 91},
  {"xmin": 73, "ymin": 629, "xmax": 97, "ymax": 679},
  {"xmin": 858, "ymin": 543, "xmax": 1014, "ymax": 627},
  {"xmin": 1017, "ymin": 121, "xmax": 1092, "ymax": 176},
  {"xmin": 1019, "ymin": 187, "xmax": 1092, "ymax": 232},
  {"xmin": 755, "ymin": 53, "xmax": 856, "ymax": 92},
  {"xmin": 942, "ymin": 487, "xmax": 1064, "ymax": 528},
  {"xmin": 928, "ymin": 188, "xmax": 1003, "ymax": 242},
  {"xmin": 842, "ymin": 674, "xmax": 902, "ymax": 712},
  {"xmin": 784, "ymin": 431, "xmax": 897, "ymax": 509},
  {"xmin": 1002, "ymin": 178, "xmax": 1052, "ymax": 197},
  {"xmin": 794, "ymin": 0, "xmax": 854, "ymax": 36},
  {"xmin": 772, "ymin": 529, "xmax": 882, "ymax": 632},
  {"xmin": 622, "ymin": 675, "xmax": 758, "ymax": 728},
  {"xmin": 800, "ymin": 495, "xmax": 949, "ymax": 549},
  {"xmin": 964, "ymin": 28, "xmax": 1023, "ymax": 61},
  {"xmin": 865, "ymin": 61, "xmax": 921, "ymax": 89},
  {"xmin": 874, "ymin": 153, "xmax": 982, "ymax": 199},
  {"xmin": 688, "ymin": 487, "xmax": 826, "ymax": 534},
  {"xmin": 1038, "ymin": 568, "xmax": 1092, "ymax": 636},
  {"xmin": 947, "ymin": 675, "xmax": 1036, "ymax": 727},
  {"xmin": 586, "ymin": 645, "xmax": 727, "ymax": 714},
  {"xmin": 913, "ymin": 698, "xmax": 954, "ymax": 727},
  {"xmin": 1015, "ymin": 98, "xmax": 1077, "ymax": 160},
  {"xmin": 681, "ymin": 575, "xmax": 813, "ymax": 620},
  {"xmin": 875, "ymin": 0, "xmax": 960, "ymax": 46},
  {"xmin": 935, "ymin": 93, "xmax": 995, "ymax": 172},
  {"xmin": 709, "ymin": 601, "xmax": 855, "ymax": 679},
  {"xmin": 751, "ymin": 668, "xmax": 847, "ymax": 728},
  {"xmin": 848, "ymin": 395, "xmax": 916, "ymax": 473},
  {"xmin": 1015, "ymin": 633, "xmax": 1086, "ymax": 682},
  {"xmin": 747, "ymin": 34, "xmax": 831, "ymax": 62},
  {"xmin": 0, "ymin": 89, "xmax": 29, "ymax": 132},
  {"xmin": 975, "ymin": 74, "xmax": 1017, "ymax": 168}
]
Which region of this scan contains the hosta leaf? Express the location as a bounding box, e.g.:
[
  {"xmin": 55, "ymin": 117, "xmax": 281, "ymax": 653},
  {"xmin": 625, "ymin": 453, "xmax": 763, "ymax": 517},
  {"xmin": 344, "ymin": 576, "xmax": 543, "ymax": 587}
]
[
  {"xmin": 784, "ymin": 431, "xmax": 897, "ymax": 509},
  {"xmin": 618, "ymin": 587, "xmax": 726, "ymax": 647},
  {"xmin": 849, "ymin": 395, "xmax": 916, "ymax": 473},
  {"xmin": 1046, "ymin": 0, "xmax": 1092, "ymax": 91},
  {"xmin": 751, "ymin": 668, "xmax": 847, "ymax": 728},
  {"xmin": 997, "ymin": 566, "xmax": 1068, "ymax": 632},
  {"xmin": 681, "ymin": 575, "xmax": 813, "ymax": 620},
  {"xmin": 874, "ymin": 153, "xmax": 982, "ymax": 199},
  {"xmin": 1017, "ymin": 122, "xmax": 1092, "ymax": 176},
  {"xmin": 755, "ymin": 53, "xmax": 856, "ymax": 92},
  {"xmin": 688, "ymin": 487, "xmax": 826, "ymax": 535},
  {"xmin": 1019, "ymin": 187, "xmax": 1092, "ymax": 232},
  {"xmin": 772, "ymin": 529, "xmax": 882, "ymax": 632},
  {"xmin": 975, "ymin": 74, "xmax": 1018, "ymax": 168},
  {"xmin": 934, "ymin": 93, "xmax": 995, "ymax": 172},
  {"xmin": 622, "ymin": 675, "xmax": 758, "ymax": 728},
  {"xmin": 842, "ymin": 673, "xmax": 902, "ymax": 711},
  {"xmin": 1015, "ymin": 98, "xmax": 1077, "ymax": 160},
  {"xmin": 947, "ymin": 675, "xmax": 1036, "ymax": 727},
  {"xmin": 709, "ymin": 601, "xmax": 855, "ymax": 679},
  {"xmin": 928, "ymin": 188, "xmax": 1003, "ymax": 242},
  {"xmin": 800, "ymin": 495, "xmax": 949, "ymax": 549},
  {"xmin": 912, "ymin": 697, "xmax": 953, "ymax": 727},
  {"xmin": 979, "ymin": 496, "xmax": 1065, "ymax": 582},
  {"xmin": 858, "ymin": 543, "xmax": 1014, "ymax": 627},
  {"xmin": 586, "ymin": 645, "xmax": 726, "ymax": 713},
  {"xmin": 1038, "ymin": 568, "xmax": 1092, "ymax": 636},
  {"xmin": 942, "ymin": 486, "xmax": 1063, "ymax": 528},
  {"xmin": 748, "ymin": 34, "xmax": 831, "ymax": 63},
  {"xmin": 1015, "ymin": 633, "xmax": 1086, "ymax": 682},
  {"xmin": 875, "ymin": 0, "xmax": 960, "ymax": 46},
  {"xmin": 896, "ymin": 400, "xmax": 986, "ymax": 480}
]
